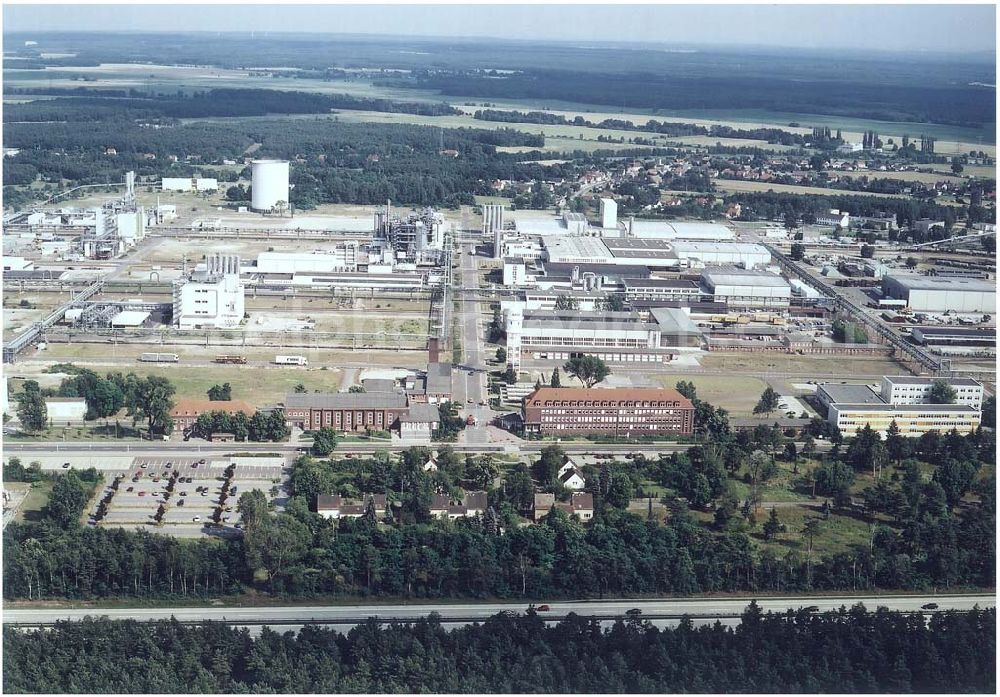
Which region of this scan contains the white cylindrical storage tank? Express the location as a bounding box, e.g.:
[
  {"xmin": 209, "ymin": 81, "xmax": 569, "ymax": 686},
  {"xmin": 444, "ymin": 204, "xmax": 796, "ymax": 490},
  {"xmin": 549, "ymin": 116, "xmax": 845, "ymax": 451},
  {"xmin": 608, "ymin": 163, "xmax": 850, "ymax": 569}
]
[{"xmin": 251, "ymin": 159, "xmax": 289, "ymax": 212}]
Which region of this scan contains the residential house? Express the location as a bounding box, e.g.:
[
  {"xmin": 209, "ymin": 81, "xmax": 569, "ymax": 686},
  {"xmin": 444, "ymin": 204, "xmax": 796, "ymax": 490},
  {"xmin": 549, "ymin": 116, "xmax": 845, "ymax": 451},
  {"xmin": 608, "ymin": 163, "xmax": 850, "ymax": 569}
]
[
  {"xmin": 429, "ymin": 491, "xmax": 488, "ymax": 519},
  {"xmin": 533, "ymin": 492, "xmax": 595, "ymax": 522},
  {"xmin": 316, "ymin": 493, "xmax": 388, "ymax": 519}
]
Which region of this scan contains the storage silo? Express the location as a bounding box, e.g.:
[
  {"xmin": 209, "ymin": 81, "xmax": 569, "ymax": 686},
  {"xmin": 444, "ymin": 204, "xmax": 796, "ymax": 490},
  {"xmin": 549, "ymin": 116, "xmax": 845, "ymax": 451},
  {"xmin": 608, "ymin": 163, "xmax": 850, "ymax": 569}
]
[{"xmin": 251, "ymin": 159, "xmax": 290, "ymax": 212}]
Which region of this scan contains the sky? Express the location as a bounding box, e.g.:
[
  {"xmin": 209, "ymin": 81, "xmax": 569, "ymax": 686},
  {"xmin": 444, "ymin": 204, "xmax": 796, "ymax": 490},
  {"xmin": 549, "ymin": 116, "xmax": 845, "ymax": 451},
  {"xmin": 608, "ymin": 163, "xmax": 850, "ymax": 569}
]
[{"xmin": 2, "ymin": 3, "xmax": 996, "ymax": 54}]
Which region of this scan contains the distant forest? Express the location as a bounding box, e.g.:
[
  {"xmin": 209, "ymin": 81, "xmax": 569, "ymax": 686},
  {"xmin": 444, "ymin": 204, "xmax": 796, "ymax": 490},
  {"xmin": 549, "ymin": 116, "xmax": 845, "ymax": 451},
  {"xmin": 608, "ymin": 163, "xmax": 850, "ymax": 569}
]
[
  {"xmin": 4, "ymin": 31, "xmax": 994, "ymax": 131},
  {"xmin": 421, "ymin": 70, "xmax": 994, "ymax": 128},
  {"xmin": 3, "ymin": 607, "xmax": 994, "ymax": 693}
]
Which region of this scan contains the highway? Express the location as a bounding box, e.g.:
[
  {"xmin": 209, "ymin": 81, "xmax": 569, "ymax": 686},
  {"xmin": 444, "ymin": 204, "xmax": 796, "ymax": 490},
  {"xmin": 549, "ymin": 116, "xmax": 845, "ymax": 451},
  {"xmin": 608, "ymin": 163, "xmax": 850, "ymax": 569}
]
[
  {"xmin": 5, "ymin": 594, "xmax": 992, "ymax": 629},
  {"xmin": 2, "ymin": 440, "xmax": 712, "ymax": 459}
]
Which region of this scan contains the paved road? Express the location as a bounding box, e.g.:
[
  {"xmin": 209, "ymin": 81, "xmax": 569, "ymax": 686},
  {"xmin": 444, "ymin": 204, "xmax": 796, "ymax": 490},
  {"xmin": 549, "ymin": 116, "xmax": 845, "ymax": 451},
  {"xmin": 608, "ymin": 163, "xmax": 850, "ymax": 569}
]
[
  {"xmin": 3, "ymin": 441, "xmax": 696, "ymax": 458},
  {"xmin": 454, "ymin": 244, "xmax": 491, "ymax": 445},
  {"xmin": 5, "ymin": 594, "xmax": 992, "ymax": 628}
]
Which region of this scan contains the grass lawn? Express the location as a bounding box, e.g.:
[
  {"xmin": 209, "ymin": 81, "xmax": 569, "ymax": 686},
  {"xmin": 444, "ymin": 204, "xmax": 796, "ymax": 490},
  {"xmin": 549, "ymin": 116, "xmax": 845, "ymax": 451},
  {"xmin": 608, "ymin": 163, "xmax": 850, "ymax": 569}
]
[
  {"xmin": 700, "ymin": 352, "xmax": 907, "ymax": 377},
  {"xmin": 15, "ymin": 480, "xmax": 54, "ymax": 522},
  {"xmin": 755, "ymin": 505, "xmax": 874, "ymax": 557},
  {"xmin": 652, "ymin": 373, "xmax": 767, "ymax": 414}
]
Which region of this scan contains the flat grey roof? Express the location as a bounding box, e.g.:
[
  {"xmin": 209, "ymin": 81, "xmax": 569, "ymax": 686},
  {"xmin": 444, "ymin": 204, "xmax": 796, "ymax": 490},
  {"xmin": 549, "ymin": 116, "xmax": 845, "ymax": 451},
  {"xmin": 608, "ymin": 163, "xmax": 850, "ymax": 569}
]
[
  {"xmin": 885, "ymin": 274, "xmax": 996, "ymax": 293},
  {"xmin": 818, "ymin": 383, "xmax": 884, "ymax": 405},
  {"xmin": 911, "ymin": 327, "xmax": 996, "ymax": 338},
  {"xmin": 425, "ymin": 362, "xmax": 452, "ymax": 394},
  {"xmin": 883, "ymin": 375, "xmax": 982, "ymax": 387},
  {"xmin": 831, "ymin": 403, "xmax": 980, "ymax": 413},
  {"xmin": 702, "ymin": 269, "xmax": 790, "ymax": 288}
]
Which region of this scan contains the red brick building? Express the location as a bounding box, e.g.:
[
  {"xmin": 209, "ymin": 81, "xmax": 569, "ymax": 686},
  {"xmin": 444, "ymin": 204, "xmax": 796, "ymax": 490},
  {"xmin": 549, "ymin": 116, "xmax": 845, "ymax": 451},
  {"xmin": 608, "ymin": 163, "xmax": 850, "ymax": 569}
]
[
  {"xmin": 523, "ymin": 387, "xmax": 694, "ymax": 436},
  {"xmin": 283, "ymin": 392, "xmax": 409, "ymax": 432}
]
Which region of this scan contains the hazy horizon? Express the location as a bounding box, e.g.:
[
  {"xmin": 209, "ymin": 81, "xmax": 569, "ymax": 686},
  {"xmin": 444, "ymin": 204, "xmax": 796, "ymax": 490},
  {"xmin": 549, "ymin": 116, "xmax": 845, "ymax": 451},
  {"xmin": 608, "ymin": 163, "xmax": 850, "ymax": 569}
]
[{"xmin": 3, "ymin": 4, "xmax": 996, "ymax": 56}]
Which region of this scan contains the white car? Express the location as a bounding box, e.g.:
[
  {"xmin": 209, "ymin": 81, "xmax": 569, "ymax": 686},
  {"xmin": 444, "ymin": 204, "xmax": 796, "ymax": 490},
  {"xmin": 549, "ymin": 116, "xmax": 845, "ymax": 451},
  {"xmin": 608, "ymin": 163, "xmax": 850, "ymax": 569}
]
[{"xmin": 192, "ymin": 516, "xmax": 201, "ymax": 522}]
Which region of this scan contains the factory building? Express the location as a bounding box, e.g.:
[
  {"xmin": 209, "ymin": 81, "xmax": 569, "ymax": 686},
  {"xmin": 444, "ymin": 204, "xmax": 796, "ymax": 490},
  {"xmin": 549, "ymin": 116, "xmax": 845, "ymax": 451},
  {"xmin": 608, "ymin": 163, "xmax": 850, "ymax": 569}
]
[
  {"xmin": 621, "ymin": 278, "xmax": 702, "ymax": 302},
  {"xmin": 599, "ymin": 198, "xmax": 618, "ymax": 229},
  {"xmin": 161, "ymin": 177, "xmax": 218, "ymax": 192},
  {"xmin": 816, "ymin": 376, "xmax": 984, "ymax": 437},
  {"xmin": 701, "ymin": 269, "xmax": 791, "ymax": 310},
  {"xmin": 503, "ymin": 305, "xmax": 702, "ymax": 368},
  {"xmin": 254, "ymin": 246, "xmax": 361, "ymax": 275},
  {"xmin": 523, "ymin": 387, "xmax": 695, "ymax": 436},
  {"xmin": 250, "ymin": 159, "xmax": 290, "ymax": 213},
  {"xmin": 910, "ymin": 327, "xmax": 996, "ymax": 349},
  {"xmin": 543, "ymin": 236, "xmax": 770, "ymax": 271},
  {"xmin": 483, "ymin": 204, "xmax": 505, "ymax": 259},
  {"xmin": 671, "ymin": 241, "xmax": 771, "ymax": 268},
  {"xmin": 881, "ymin": 274, "xmax": 996, "ymax": 313},
  {"xmin": 172, "ymin": 254, "xmax": 245, "ymax": 329},
  {"xmin": 625, "ymin": 221, "xmax": 734, "ymax": 241},
  {"xmin": 375, "ymin": 205, "xmax": 444, "ymax": 263}
]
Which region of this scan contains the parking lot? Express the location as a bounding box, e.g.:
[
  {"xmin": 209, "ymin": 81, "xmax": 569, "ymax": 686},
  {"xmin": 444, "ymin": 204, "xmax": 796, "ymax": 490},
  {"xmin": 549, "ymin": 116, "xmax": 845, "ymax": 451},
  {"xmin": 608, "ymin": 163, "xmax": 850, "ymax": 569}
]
[{"xmin": 89, "ymin": 456, "xmax": 287, "ymax": 537}]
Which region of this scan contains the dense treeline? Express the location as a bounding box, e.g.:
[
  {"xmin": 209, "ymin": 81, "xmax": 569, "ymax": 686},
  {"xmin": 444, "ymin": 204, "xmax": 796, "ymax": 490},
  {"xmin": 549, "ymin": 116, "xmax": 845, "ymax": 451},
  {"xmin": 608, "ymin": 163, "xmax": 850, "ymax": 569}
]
[
  {"xmin": 3, "ymin": 607, "xmax": 994, "ymax": 693},
  {"xmin": 729, "ymin": 190, "xmax": 996, "ymax": 227},
  {"xmin": 422, "ymin": 69, "xmax": 995, "ymax": 128},
  {"xmin": 5, "ymin": 87, "xmax": 460, "ymax": 121},
  {"xmin": 473, "ymin": 109, "xmax": 809, "ymax": 145},
  {"xmin": 4, "ymin": 117, "xmax": 560, "ymax": 209}
]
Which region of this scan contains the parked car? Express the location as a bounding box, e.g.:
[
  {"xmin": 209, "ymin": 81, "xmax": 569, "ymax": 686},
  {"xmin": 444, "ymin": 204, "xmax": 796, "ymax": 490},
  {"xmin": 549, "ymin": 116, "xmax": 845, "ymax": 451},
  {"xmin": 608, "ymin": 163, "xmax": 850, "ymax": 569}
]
[
  {"xmin": 62, "ymin": 462, "xmax": 71, "ymax": 469},
  {"xmin": 180, "ymin": 491, "xmax": 188, "ymax": 497},
  {"xmin": 536, "ymin": 604, "xmax": 551, "ymax": 612},
  {"xmin": 140, "ymin": 463, "xmax": 148, "ymax": 469},
  {"xmin": 126, "ymin": 487, "xmax": 134, "ymax": 493},
  {"xmin": 921, "ymin": 603, "xmax": 939, "ymax": 610},
  {"xmin": 192, "ymin": 516, "xmax": 201, "ymax": 522},
  {"xmin": 138, "ymin": 491, "xmax": 146, "ymax": 497}
]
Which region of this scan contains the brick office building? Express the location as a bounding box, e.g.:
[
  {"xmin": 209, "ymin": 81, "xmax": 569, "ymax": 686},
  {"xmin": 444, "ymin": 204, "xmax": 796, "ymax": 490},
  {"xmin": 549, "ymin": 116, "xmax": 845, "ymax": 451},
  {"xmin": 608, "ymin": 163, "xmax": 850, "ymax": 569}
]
[
  {"xmin": 283, "ymin": 392, "xmax": 409, "ymax": 432},
  {"xmin": 523, "ymin": 387, "xmax": 694, "ymax": 436}
]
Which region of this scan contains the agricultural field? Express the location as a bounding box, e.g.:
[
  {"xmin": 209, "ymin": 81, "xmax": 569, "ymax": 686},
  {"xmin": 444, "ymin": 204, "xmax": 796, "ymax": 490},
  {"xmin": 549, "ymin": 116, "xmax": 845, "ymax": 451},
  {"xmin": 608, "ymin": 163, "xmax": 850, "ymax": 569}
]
[{"xmin": 714, "ymin": 179, "xmax": 911, "ymax": 199}]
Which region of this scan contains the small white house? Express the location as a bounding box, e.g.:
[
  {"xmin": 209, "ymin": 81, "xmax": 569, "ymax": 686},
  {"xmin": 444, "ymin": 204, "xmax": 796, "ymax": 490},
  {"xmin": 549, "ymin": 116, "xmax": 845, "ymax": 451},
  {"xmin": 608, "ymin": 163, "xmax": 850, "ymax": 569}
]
[
  {"xmin": 423, "ymin": 455, "xmax": 439, "ymax": 472},
  {"xmin": 557, "ymin": 459, "xmax": 587, "ymax": 490},
  {"xmin": 45, "ymin": 398, "xmax": 87, "ymax": 426}
]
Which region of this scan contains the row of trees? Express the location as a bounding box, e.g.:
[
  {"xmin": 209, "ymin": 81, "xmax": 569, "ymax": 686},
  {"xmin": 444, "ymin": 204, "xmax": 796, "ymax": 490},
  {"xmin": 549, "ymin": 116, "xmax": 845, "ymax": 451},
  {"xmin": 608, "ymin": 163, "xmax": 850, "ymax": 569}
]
[
  {"xmin": 189, "ymin": 409, "xmax": 289, "ymax": 442},
  {"xmin": 4, "ymin": 607, "xmax": 994, "ymax": 693}
]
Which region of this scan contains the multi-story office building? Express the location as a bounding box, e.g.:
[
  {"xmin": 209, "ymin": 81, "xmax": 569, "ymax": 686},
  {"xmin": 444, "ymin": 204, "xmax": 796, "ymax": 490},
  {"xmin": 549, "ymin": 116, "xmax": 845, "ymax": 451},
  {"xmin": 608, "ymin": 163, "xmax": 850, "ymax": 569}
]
[
  {"xmin": 879, "ymin": 376, "xmax": 984, "ymax": 409},
  {"xmin": 523, "ymin": 387, "xmax": 694, "ymax": 436},
  {"xmin": 816, "ymin": 376, "xmax": 984, "ymax": 437}
]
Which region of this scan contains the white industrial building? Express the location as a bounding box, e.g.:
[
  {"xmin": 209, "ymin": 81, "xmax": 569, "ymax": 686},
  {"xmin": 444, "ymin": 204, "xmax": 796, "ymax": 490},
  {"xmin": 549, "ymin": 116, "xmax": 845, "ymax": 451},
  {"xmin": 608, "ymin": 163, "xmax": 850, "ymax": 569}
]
[
  {"xmin": 251, "ymin": 159, "xmax": 290, "ymax": 212},
  {"xmin": 816, "ymin": 376, "xmax": 984, "ymax": 437},
  {"xmin": 882, "ymin": 274, "xmax": 996, "ymax": 313},
  {"xmin": 599, "ymin": 198, "xmax": 618, "ymax": 229},
  {"xmin": 161, "ymin": 177, "xmax": 219, "ymax": 192},
  {"xmin": 626, "ymin": 221, "xmax": 734, "ymax": 241},
  {"xmin": 44, "ymin": 398, "xmax": 88, "ymax": 426},
  {"xmin": 879, "ymin": 375, "xmax": 984, "ymax": 409},
  {"xmin": 671, "ymin": 241, "xmax": 771, "ymax": 268},
  {"xmin": 254, "ymin": 245, "xmax": 361, "ymax": 275},
  {"xmin": 173, "ymin": 254, "xmax": 245, "ymax": 329},
  {"xmin": 701, "ymin": 268, "xmax": 791, "ymax": 310},
  {"xmin": 815, "ymin": 209, "xmax": 851, "ymax": 228}
]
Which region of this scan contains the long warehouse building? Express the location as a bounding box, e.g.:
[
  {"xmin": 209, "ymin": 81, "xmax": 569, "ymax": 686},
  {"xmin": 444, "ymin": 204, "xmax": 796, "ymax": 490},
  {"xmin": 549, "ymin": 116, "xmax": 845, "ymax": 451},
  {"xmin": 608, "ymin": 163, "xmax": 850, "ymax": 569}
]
[{"xmin": 882, "ymin": 274, "xmax": 996, "ymax": 313}]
